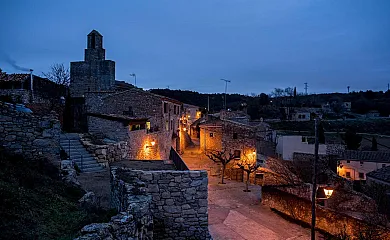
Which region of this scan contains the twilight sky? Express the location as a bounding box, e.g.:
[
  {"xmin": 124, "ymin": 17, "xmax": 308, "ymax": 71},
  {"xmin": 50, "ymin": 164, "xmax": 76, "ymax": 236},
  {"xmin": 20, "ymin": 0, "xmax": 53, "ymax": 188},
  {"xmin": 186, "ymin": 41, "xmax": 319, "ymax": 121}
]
[{"xmin": 1, "ymin": 0, "xmax": 389, "ymax": 95}]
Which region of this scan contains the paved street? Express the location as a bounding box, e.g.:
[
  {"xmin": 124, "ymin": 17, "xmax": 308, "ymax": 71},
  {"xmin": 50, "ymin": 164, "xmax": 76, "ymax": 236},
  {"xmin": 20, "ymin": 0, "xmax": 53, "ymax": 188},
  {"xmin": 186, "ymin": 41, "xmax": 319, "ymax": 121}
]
[{"xmin": 181, "ymin": 143, "xmax": 311, "ymax": 240}]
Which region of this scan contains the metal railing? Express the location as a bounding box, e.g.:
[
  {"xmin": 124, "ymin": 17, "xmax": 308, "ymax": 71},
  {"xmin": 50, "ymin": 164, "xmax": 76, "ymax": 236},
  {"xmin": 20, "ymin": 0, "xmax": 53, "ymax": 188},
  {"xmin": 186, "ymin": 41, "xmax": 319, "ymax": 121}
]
[
  {"xmin": 169, "ymin": 147, "xmax": 189, "ymax": 171},
  {"xmin": 61, "ymin": 131, "xmax": 83, "ymax": 172}
]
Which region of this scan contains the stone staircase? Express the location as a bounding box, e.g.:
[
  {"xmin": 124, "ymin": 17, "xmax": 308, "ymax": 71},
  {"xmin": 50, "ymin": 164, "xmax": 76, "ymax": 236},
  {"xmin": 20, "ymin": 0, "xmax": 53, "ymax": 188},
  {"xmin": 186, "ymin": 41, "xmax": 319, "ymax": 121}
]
[{"xmin": 60, "ymin": 133, "xmax": 104, "ymax": 173}]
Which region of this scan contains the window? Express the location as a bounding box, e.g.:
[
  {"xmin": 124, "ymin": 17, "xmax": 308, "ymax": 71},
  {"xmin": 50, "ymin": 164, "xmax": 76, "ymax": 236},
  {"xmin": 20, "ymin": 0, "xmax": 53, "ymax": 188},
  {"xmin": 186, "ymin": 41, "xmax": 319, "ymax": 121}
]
[
  {"xmin": 170, "ymin": 120, "xmax": 173, "ymax": 130},
  {"xmin": 233, "ymin": 133, "xmax": 238, "ymax": 139},
  {"xmin": 165, "ymin": 120, "xmax": 169, "ymax": 131},
  {"xmin": 359, "ymin": 172, "xmax": 365, "ymax": 179},
  {"xmin": 302, "ymin": 136, "xmax": 307, "ymax": 142},
  {"xmin": 234, "ymin": 150, "xmax": 241, "ymax": 159},
  {"xmin": 346, "ymin": 160, "xmax": 350, "ymax": 163},
  {"xmin": 209, "ymin": 133, "xmax": 214, "ymax": 138},
  {"xmin": 298, "ymin": 115, "xmax": 301, "ymax": 119},
  {"xmin": 346, "ymin": 172, "xmax": 351, "ymax": 178},
  {"xmin": 146, "ymin": 121, "xmax": 151, "ymax": 131},
  {"xmin": 382, "ymin": 164, "xmax": 386, "ymax": 168},
  {"xmin": 360, "ymin": 161, "xmax": 364, "ymax": 165},
  {"xmin": 164, "ymin": 102, "xmax": 168, "ymax": 113}
]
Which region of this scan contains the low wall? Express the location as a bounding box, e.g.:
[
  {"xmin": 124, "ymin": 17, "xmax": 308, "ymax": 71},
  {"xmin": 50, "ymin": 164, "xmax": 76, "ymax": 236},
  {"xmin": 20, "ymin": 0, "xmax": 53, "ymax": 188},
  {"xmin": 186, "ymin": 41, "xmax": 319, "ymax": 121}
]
[
  {"xmin": 111, "ymin": 168, "xmax": 211, "ymax": 240},
  {"xmin": 0, "ymin": 101, "xmax": 60, "ymax": 161},
  {"xmin": 80, "ymin": 135, "xmax": 128, "ymax": 166},
  {"xmin": 263, "ymin": 187, "xmax": 390, "ymax": 238},
  {"xmin": 75, "ymin": 188, "xmax": 153, "ymax": 239}
]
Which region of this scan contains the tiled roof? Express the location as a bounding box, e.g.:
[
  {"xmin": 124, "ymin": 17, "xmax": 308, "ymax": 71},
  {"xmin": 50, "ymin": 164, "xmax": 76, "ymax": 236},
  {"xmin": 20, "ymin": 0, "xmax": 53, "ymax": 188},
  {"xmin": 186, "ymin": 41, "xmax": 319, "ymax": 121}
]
[
  {"xmin": 366, "ymin": 166, "xmax": 390, "ymax": 183},
  {"xmin": 88, "ymin": 112, "xmax": 148, "ymax": 123},
  {"xmin": 0, "ymin": 73, "xmax": 29, "ymax": 82},
  {"xmin": 342, "ymin": 150, "xmax": 390, "ymax": 163}
]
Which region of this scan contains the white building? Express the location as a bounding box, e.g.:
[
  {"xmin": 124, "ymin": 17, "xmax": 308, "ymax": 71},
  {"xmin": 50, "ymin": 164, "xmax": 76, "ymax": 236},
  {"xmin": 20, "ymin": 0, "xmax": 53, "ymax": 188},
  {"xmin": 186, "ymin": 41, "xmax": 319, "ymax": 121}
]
[
  {"xmin": 292, "ymin": 112, "xmax": 311, "ymax": 122},
  {"xmin": 338, "ymin": 150, "xmax": 390, "ymax": 181},
  {"xmin": 276, "ymin": 135, "xmax": 327, "ymax": 160}
]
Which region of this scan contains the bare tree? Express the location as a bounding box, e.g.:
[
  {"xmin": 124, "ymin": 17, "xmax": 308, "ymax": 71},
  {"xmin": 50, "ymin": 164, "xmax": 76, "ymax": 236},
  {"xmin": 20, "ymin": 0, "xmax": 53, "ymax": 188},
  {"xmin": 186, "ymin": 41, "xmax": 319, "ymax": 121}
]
[
  {"xmin": 205, "ymin": 150, "xmax": 236, "ymax": 184},
  {"xmin": 236, "ymin": 156, "xmax": 261, "ymax": 192},
  {"xmin": 42, "ymin": 63, "xmax": 70, "ymax": 86}
]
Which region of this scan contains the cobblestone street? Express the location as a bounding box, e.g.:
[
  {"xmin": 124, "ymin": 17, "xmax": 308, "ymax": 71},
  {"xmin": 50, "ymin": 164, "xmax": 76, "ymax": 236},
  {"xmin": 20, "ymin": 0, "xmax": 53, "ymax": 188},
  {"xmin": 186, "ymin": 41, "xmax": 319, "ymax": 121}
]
[{"xmin": 181, "ymin": 143, "xmax": 311, "ymax": 240}]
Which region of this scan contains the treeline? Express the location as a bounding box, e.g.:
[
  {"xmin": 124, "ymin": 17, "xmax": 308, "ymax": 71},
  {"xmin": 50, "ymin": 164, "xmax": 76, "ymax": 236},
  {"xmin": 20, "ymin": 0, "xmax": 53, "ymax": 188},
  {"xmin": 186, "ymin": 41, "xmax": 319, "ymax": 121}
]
[{"xmin": 150, "ymin": 88, "xmax": 390, "ymax": 120}]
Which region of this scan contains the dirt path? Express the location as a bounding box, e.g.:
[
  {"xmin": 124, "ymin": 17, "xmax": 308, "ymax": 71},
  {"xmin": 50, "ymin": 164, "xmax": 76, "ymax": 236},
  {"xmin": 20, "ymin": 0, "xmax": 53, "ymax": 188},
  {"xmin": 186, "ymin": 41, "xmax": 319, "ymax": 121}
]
[{"xmin": 77, "ymin": 170, "xmax": 111, "ymax": 209}]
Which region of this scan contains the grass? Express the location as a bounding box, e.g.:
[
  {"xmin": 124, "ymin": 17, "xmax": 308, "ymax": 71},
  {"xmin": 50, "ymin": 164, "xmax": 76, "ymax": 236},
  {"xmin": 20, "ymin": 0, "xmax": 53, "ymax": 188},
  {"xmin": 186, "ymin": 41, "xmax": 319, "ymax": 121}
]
[{"xmin": 0, "ymin": 149, "xmax": 116, "ymax": 240}]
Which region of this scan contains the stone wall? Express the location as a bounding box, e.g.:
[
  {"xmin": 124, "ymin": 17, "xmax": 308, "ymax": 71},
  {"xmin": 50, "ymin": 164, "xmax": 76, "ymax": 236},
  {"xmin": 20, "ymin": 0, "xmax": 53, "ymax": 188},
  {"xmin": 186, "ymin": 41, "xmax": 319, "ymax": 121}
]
[
  {"xmin": 0, "ymin": 102, "xmax": 60, "ymax": 161},
  {"xmin": 88, "ymin": 115, "xmax": 129, "ymax": 141},
  {"xmin": 0, "ymin": 89, "xmax": 30, "ymax": 103},
  {"xmin": 200, "ymin": 126, "xmax": 222, "ymax": 153},
  {"xmin": 262, "ymin": 187, "xmax": 390, "ymax": 238},
  {"xmin": 80, "ymin": 134, "xmax": 128, "ymax": 167},
  {"xmin": 111, "ymin": 168, "xmax": 211, "ymax": 240},
  {"xmin": 75, "ymin": 183, "xmax": 153, "ymax": 240}
]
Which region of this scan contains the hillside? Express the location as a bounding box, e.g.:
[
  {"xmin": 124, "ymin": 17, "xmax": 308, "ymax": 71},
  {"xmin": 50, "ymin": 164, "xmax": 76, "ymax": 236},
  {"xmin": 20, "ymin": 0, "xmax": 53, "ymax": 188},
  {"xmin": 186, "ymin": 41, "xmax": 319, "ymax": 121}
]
[{"xmin": 0, "ymin": 149, "xmax": 114, "ymax": 240}]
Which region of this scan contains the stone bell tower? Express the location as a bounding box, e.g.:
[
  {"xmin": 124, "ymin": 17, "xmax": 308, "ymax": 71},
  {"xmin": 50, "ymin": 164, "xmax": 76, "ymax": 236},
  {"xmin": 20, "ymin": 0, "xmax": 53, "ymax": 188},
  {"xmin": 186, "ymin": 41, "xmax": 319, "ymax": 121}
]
[{"xmin": 70, "ymin": 30, "xmax": 115, "ymax": 97}]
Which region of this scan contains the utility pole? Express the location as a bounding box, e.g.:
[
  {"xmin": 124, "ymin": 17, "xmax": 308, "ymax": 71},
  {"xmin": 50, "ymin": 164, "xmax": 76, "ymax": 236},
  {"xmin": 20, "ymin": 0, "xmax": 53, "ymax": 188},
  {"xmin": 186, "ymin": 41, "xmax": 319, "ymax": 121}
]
[
  {"xmin": 220, "ymin": 79, "xmax": 231, "ymax": 110},
  {"xmin": 311, "ymin": 118, "xmax": 320, "ymax": 240},
  {"xmin": 304, "ymin": 82, "xmax": 308, "ymax": 95},
  {"xmin": 129, "ymin": 73, "xmax": 137, "ymax": 86},
  {"xmin": 207, "ymin": 95, "xmax": 210, "ymax": 112},
  {"xmin": 347, "ymin": 86, "xmax": 350, "ymax": 93}
]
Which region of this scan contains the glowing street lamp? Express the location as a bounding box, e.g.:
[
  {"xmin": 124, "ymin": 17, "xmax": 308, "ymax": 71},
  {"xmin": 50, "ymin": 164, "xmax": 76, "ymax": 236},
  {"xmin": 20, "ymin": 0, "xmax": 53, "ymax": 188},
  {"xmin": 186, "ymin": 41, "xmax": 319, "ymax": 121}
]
[{"xmin": 323, "ymin": 187, "xmax": 334, "ymax": 199}]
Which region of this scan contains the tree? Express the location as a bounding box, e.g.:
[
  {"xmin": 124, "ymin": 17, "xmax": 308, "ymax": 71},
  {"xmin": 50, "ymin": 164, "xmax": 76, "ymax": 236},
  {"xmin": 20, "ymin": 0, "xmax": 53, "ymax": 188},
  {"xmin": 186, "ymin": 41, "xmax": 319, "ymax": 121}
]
[
  {"xmin": 42, "ymin": 63, "xmax": 70, "ymax": 87},
  {"xmin": 284, "ymin": 87, "xmax": 294, "ymax": 97},
  {"xmin": 259, "ymin": 93, "xmax": 269, "ymax": 105},
  {"xmin": 236, "ymin": 156, "xmax": 261, "ymax": 192},
  {"xmin": 205, "ymin": 150, "xmax": 236, "ymax": 184},
  {"xmin": 343, "ymin": 129, "xmax": 362, "ymax": 150},
  {"xmin": 371, "ymin": 137, "xmax": 378, "ymax": 151},
  {"xmin": 293, "ymin": 87, "xmax": 297, "ymax": 98}
]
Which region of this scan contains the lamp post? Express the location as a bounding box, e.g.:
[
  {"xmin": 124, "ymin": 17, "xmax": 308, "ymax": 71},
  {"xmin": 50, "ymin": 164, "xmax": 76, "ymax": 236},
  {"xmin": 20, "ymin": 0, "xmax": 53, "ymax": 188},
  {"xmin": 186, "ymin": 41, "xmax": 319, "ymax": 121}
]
[
  {"xmin": 311, "ymin": 118, "xmax": 334, "ymax": 239},
  {"xmin": 130, "ymin": 73, "xmax": 137, "ymax": 86}
]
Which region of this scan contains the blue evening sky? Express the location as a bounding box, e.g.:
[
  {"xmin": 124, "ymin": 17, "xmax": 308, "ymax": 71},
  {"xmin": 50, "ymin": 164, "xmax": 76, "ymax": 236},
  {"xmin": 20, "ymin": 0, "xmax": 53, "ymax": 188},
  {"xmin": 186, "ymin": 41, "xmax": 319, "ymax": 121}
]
[{"xmin": 1, "ymin": 0, "xmax": 389, "ymax": 95}]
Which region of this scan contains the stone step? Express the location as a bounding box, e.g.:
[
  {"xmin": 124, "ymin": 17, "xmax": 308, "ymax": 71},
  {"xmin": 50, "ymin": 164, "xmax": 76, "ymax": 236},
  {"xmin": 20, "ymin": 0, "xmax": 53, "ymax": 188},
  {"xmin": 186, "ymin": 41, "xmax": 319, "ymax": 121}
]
[
  {"xmin": 70, "ymin": 157, "xmax": 95, "ymax": 162},
  {"xmin": 76, "ymin": 162, "xmax": 102, "ymax": 169},
  {"xmin": 82, "ymin": 167, "xmax": 104, "ymax": 173}
]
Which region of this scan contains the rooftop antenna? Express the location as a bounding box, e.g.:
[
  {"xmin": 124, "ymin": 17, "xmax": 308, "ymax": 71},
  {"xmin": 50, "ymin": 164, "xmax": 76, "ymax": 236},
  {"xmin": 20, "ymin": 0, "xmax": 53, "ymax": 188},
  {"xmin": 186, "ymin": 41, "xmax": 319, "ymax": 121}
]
[
  {"xmin": 304, "ymin": 82, "xmax": 308, "ymax": 95},
  {"xmin": 220, "ymin": 78, "xmax": 231, "ymax": 110},
  {"xmin": 347, "ymin": 86, "xmax": 350, "ymax": 93}
]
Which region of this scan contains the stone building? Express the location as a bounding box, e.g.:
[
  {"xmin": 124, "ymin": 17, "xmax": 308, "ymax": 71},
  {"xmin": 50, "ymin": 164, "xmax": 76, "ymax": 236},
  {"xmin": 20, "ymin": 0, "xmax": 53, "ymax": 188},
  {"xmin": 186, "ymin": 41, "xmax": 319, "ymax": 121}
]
[
  {"xmin": 0, "ymin": 69, "xmax": 65, "ymax": 105},
  {"xmin": 85, "ymin": 88, "xmax": 182, "ymax": 160},
  {"xmin": 199, "ymin": 111, "xmax": 271, "ymax": 164},
  {"xmin": 70, "ymin": 30, "xmax": 115, "ymax": 97}
]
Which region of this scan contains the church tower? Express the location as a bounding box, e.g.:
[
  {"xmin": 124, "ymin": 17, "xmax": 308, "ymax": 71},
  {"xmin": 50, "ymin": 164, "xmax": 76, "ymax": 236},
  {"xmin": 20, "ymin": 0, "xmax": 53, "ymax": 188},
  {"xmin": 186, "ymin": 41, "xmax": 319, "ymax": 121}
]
[{"xmin": 70, "ymin": 30, "xmax": 115, "ymax": 97}]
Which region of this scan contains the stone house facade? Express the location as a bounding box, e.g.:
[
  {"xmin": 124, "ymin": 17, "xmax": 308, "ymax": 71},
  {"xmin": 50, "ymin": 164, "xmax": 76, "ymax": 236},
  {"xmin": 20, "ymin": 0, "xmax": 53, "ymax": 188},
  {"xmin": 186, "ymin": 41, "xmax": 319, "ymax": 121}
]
[
  {"xmin": 338, "ymin": 150, "xmax": 390, "ymax": 181},
  {"xmin": 199, "ymin": 116, "xmax": 270, "ymax": 164}
]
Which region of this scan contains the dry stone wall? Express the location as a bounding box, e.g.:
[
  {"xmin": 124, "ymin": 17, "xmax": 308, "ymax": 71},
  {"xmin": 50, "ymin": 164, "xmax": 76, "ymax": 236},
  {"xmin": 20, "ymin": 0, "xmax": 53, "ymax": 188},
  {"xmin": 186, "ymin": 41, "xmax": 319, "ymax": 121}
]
[
  {"xmin": 80, "ymin": 134, "xmax": 129, "ymax": 167},
  {"xmin": 0, "ymin": 102, "xmax": 60, "ymax": 161},
  {"xmin": 111, "ymin": 168, "xmax": 211, "ymax": 240}
]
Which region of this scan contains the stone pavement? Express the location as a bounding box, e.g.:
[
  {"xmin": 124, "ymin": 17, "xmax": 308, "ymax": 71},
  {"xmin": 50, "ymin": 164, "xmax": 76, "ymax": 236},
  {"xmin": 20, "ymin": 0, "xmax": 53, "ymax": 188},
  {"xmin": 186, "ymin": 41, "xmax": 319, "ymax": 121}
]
[
  {"xmin": 208, "ymin": 176, "xmax": 311, "ymax": 240},
  {"xmin": 181, "ymin": 143, "xmax": 311, "ymax": 240}
]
